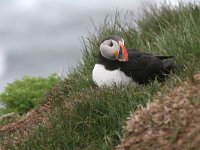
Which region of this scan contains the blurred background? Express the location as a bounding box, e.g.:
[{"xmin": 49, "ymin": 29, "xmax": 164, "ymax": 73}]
[{"xmin": 0, "ymin": 0, "xmax": 195, "ymax": 92}]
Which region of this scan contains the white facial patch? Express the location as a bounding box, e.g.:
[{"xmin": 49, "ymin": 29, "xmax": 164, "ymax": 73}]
[
  {"xmin": 92, "ymin": 64, "xmax": 135, "ymax": 87},
  {"xmin": 100, "ymin": 40, "xmax": 119, "ymax": 60}
]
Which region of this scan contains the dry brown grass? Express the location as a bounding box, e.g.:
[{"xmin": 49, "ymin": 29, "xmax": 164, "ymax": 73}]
[
  {"xmin": 0, "ymin": 103, "xmax": 49, "ymax": 149},
  {"xmin": 116, "ymin": 73, "xmax": 200, "ymax": 150}
]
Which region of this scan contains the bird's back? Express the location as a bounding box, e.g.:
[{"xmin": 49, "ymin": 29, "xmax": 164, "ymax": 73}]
[{"xmin": 119, "ymin": 49, "xmax": 176, "ymax": 84}]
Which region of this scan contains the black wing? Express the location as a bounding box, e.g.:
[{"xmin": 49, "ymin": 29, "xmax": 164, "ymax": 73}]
[{"xmin": 120, "ymin": 49, "xmax": 175, "ymax": 84}]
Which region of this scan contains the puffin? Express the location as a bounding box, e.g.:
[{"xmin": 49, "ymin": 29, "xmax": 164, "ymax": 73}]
[{"xmin": 92, "ymin": 35, "xmax": 181, "ymax": 87}]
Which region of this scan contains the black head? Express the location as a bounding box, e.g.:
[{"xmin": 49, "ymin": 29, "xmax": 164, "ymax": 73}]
[{"xmin": 102, "ymin": 35, "xmax": 124, "ymax": 44}]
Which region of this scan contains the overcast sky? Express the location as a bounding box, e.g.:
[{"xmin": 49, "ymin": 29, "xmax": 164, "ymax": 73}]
[{"xmin": 0, "ymin": 0, "xmax": 198, "ymax": 92}]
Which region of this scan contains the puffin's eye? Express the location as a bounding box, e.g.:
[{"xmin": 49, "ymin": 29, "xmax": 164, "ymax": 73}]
[{"xmin": 108, "ymin": 41, "xmax": 113, "ymax": 47}]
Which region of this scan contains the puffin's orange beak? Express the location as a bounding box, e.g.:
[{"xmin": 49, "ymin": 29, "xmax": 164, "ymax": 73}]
[{"xmin": 118, "ymin": 41, "xmax": 128, "ymax": 61}]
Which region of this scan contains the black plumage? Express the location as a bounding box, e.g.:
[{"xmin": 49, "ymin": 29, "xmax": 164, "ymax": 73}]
[{"xmin": 97, "ymin": 48, "xmax": 177, "ymax": 84}]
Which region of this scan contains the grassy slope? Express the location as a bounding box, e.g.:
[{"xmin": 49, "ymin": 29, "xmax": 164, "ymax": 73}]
[
  {"xmin": 116, "ymin": 73, "xmax": 200, "ymax": 150},
  {"xmin": 1, "ymin": 3, "xmax": 200, "ymax": 150}
]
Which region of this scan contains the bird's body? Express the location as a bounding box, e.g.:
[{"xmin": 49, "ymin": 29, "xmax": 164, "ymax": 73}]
[{"xmin": 92, "ymin": 35, "xmax": 180, "ymax": 87}]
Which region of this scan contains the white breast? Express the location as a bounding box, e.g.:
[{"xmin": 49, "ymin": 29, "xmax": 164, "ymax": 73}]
[{"xmin": 92, "ymin": 64, "xmax": 134, "ymax": 87}]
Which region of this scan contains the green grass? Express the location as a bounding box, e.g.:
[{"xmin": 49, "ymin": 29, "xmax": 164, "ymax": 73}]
[
  {"xmin": 0, "ymin": 75, "xmax": 60, "ymax": 115},
  {"xmin": 14, "ymin": 83, "xmax": 160, "ymax": 150},
  {"xmin": 1, "ymin": 3, "xmax": 200, "ymax": 150}
]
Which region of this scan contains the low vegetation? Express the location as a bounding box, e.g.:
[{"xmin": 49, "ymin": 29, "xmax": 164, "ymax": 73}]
[
  {"xmin": 116, "ymin": 73, "xmax": 200, "ymax": 150},
  {"xmin": 0, "ymin": 75, "xmax": 60, "ymax": 115},
  {"xmin": 1, "ymin": 3, "xmax": 200, "ymax": 150}
]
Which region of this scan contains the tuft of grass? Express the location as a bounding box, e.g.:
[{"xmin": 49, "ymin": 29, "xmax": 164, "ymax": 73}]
[
  {"xmin": 1, "ymin": 2, "xmax": 200, "ymax": 149},
  {"xmin": 15, "ymin": 83, "xmax": 160, "ymax": 150},
  {"xmin": 0, "ymin": 75, "xmax": 60, "ymax": 115}
]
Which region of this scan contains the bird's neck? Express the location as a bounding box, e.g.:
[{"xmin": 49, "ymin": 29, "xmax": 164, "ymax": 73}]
[{"xmin": 97, "ymin": 52, "xmax": 120, "ymax": 70}]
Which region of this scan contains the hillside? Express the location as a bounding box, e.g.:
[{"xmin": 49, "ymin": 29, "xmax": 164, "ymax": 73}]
[
  {"xmin": 116, "ymin": 73, "xmax": 200, "ymax": 150},
  {"xmin": 1, "ymin": 3, "xmax": 200, "ymax": 150}
]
